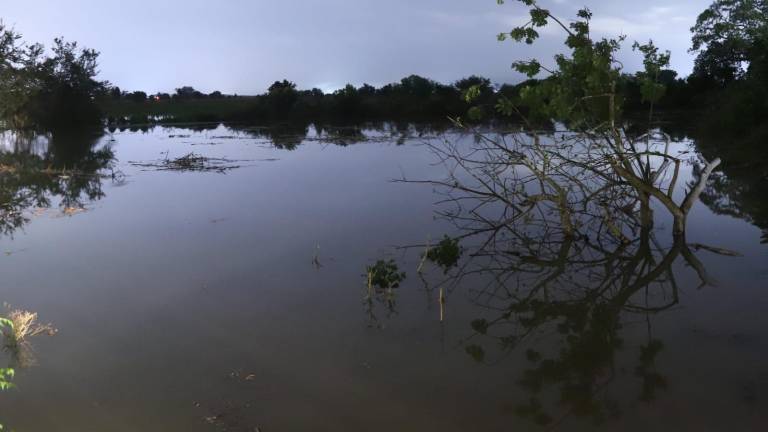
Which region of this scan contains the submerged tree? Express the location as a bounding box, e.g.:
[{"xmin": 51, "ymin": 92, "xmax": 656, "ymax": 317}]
[
  {"xmin": 379, "ymin": 1, "xmax": 737, "ymax": 427},
  {"xmin": 473, "ymin": 0, "xmax": 721, "ymax": 236}
]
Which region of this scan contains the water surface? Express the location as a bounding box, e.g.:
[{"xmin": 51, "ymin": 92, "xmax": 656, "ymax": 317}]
[{"xmin": 0, "ymin": 123, "xmax": 766, "ymax": 431}]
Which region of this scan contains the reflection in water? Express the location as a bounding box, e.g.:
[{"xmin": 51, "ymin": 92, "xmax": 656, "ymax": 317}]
[
  {"xmin": 0, "ymin": 130, "xmax": 119, "ymax": 236},
  {"xmin": 644, "ymin": 119, "xmax": 768, "ymax": 243},
  {"xmin": 0, "ymin": 122, "xmax": 763, "ymax": 430},
  {"xmin": 694, "ymin": 135, "xmax": 768, "ymax": 243},
  {"xmin": 371, "ymin": 126, "xmax": 736, "ymax": 428},
  {"xmin": 124, "ymin": 121, "xmax": 455, "ymax": 151},
  {"xmin": 0, "ymin": 130, "xmax": 104, "ymax": 430},
  {"xmin": 457, "ymin": 225, "xmax": 698, "ymax": 427}
]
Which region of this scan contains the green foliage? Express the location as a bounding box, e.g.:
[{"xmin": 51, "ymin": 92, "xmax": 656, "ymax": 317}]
[
  {"xmin": 425, "ymin": 235, "xmax": 463, "ymax": 272},
  {"xmin": 332, "ymin": 84, "xmax": 362, "ymax": 116},
  {"xmin": 265, "ymin": 80, "xmax": 299, "ymax": 116},
  {"xmin": 632, "ymin": 41, "xmax": 671, "ymax": 105},
  {"xmin": 0, "ymin": 318, "xmax": 14, "ymax": 391},
  {"xmin": 366, "ymin": 259, "xmax": 406, "ymax": 289},
  {"xmin": 690, "ymin": 1, "xmax": 768, "ymax": 152},
  {"xmin": 0, "ymin": 368, "xmax": 13, "ymax": 390},
  {"xmin": 690, "ymin": 0, "xmax": 768, "ymax": 83},
  {"xmin": 462, "ymin": 85, "xmax": 482, "ymax": 103},
  {"xmin": 0, "ymin": 23, "xmax": 105, "ymax": 130},
  {"xmin": 495, "ymin": 1, "xmax": 631, "ymax": 129}
]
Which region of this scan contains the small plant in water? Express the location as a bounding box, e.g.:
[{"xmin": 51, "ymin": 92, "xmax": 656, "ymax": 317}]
[
  {"xmin": 1, "ymin": 308, "xmax": 58, "ymax": 370},
  {"xmin": 364, "ymin": 259, "xmax": 407, "ymax": 325},
  {"xmin": 366, "ymin": 259, "xmax": 406, "ymax": 290},
  {"xmin": 2, "ymin": 309, "xmax": 58, "ymax": 347},
  {"xmin": 425, "ymin": 236, "xmax": 463, "ymax": 273}
]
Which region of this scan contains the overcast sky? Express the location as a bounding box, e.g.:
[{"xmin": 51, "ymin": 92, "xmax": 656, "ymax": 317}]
[{"xmin": 1, "ymin": 0, "xmax": 711, "ymax": 94}]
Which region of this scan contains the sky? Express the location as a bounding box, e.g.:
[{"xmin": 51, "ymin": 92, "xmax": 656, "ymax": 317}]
[{"xmin": 1, "ymin": 0, "xmax": 712, "ymax": 94}]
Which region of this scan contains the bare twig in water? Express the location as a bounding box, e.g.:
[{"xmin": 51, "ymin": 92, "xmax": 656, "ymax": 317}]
[
  {"xmin": 416, "ymin": 236, "xmax": 432, "ymax": 274},
  {"xmin": 312, "ymin": 243, "xmax": 322, "ymax": 269},
  {"xmin": 688, "ymin": 243, "xmax": 743, "ymax": 257}
]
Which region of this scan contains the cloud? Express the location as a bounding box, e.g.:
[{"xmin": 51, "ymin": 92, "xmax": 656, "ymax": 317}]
[{"xmin": 1, "ymin": 0, "xmax": 709, "ymax": 92}]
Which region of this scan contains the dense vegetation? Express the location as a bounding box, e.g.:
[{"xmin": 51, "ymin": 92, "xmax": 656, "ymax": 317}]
[
  {"xmin": 688, "ymin": 0, "xmax": 768, "ymax": 145},
  {"xmin": 0, "ymin": 23, "xmax": 105, "ymax": 131}
]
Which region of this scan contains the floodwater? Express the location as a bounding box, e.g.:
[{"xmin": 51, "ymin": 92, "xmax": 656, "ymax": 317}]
[{"xmin": 0, "ymin": 123, "xmax": 766, "ymax": 431}]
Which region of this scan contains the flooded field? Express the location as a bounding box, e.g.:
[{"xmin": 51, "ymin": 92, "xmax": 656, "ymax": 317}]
[{"xmin": 0, "ymin": 123, "xmax": 766, "ymax": 431}]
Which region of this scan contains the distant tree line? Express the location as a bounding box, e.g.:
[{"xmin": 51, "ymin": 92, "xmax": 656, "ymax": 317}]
[
  {"xmin": 104, "ymin": 75, "xmax": 502, "ymax": 125},
  {"xmin": 109, "ymin": 85, "xmax": 231, "ymax": 103},
  {"xmin": 101, "ymin": 70, "xmax": 720, "ymax": 127}
]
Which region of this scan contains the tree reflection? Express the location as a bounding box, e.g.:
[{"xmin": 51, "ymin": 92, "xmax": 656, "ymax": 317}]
[
  {"xmin": 459, "ymin": 227, "xmax": 695, "ymax": 427},
  {"xmin": 694, "ymin": 134, "xmax": 768, "ymax": 244},
  {"xmin": 376, "ymin": 125, "xmax": 731, "ymax": 428},
  {"xmin": 0, "ymin": 130, "xmax": 119, "ymax": 237},
  {"xmin": 229, "ymin": 123, "xmax": 310, "ymax": 150}
]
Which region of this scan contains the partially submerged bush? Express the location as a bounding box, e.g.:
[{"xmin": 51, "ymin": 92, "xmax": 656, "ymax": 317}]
[
  {"xmin": 366, "ymin": 259, "xmax": 406, "ymax": 290},
  {"xmin": 425, "ymin": 236, "xmax": 463, "ymax": 272}
]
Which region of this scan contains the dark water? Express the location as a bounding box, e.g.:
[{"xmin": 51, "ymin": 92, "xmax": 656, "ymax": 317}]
[{"xmin": 0, "ymin": 124, "xmax": 766, "ymax": 431}]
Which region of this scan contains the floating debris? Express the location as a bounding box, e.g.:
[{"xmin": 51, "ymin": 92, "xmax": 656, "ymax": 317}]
[
  {"xmin": 190, "ymin": 142, "xmax": 225, "ymax": 146},
  {"xmin": 227, "ymin": 369, "xmax": 258, "ymax": 382},
  {"xmin": 129, "ymin": 153, "xmax": 249, "ymax": 173},
  {"xmin": 61, "ymin": 207, "xmax": 87, "ymax": 217}
]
